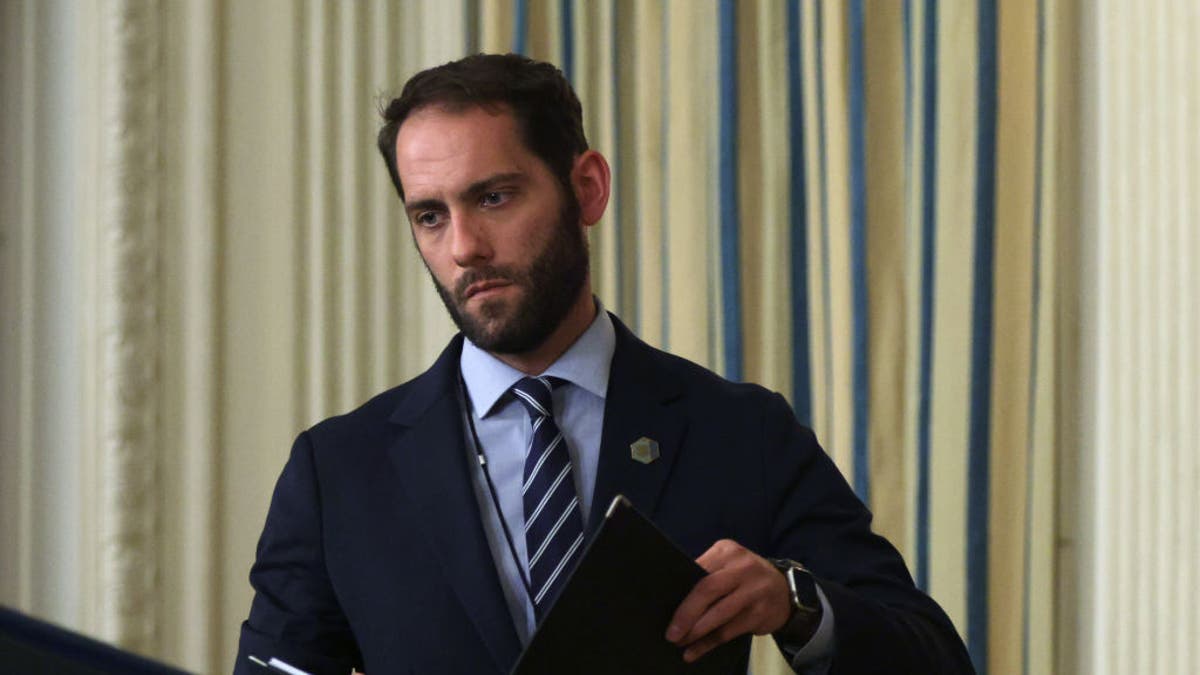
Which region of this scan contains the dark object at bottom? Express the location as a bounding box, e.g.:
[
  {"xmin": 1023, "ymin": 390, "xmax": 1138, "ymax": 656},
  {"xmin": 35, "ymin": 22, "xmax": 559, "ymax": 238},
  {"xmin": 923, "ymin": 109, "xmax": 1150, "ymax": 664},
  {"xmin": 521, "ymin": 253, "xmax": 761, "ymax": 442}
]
[
  {"xmin": 511, "ymin": 496, "xmax": 748, "ymax": 675},
  {"xmin": 0, "ymin": 604, "xmax": 191, "ymax": 674}
]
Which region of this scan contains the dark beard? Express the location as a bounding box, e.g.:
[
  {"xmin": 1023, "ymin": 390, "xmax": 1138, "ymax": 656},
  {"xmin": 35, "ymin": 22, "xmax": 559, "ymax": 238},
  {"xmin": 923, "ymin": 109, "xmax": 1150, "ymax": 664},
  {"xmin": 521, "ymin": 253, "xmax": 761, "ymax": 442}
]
[{"xmin": 429, "ymin": 198, "xmax": 589, "ymax": 354}]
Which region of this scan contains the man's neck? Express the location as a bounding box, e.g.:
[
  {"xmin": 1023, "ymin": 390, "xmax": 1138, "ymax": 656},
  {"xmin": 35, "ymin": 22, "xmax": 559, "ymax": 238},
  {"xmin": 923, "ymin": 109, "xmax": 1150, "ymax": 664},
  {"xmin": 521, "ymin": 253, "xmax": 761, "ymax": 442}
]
[{"xmin": 490, "ymin": 288, "xmax": 597, "ymax": 376}]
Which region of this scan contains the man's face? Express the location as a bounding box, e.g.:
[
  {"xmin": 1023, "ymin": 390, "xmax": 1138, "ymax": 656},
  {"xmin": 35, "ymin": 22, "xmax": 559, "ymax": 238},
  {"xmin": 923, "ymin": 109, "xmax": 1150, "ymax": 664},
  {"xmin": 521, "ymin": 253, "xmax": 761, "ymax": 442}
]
[{"xmin": 394, "ymin": 105, "xmax": 589, "ymax": 354}]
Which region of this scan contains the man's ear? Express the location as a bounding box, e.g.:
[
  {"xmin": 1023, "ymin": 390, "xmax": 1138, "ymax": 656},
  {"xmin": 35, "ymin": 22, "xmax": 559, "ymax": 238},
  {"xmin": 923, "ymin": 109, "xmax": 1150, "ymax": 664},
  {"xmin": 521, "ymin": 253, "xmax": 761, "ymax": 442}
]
[{"xmin": 570, "ymin": 150, "xmax": 611, "ymax": 227}]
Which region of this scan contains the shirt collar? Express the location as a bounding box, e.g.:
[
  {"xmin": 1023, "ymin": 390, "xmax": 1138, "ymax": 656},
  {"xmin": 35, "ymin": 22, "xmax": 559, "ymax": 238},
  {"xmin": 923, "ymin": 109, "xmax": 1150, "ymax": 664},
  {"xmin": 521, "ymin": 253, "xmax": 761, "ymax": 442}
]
[{"xmin": 460, "ymin": 301, "xmax": 615, "ymax": 417}]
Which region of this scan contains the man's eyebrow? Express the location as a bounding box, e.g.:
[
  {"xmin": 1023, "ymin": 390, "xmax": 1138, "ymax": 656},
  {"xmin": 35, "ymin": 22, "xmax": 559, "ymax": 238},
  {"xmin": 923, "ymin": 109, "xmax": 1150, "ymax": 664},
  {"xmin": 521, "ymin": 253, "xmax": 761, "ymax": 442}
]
[
  {"xmin": 404, "ymin": 197, "xmax": 445, "ymax": 216},
  {"xmin": 404, "ymin": 172, "xmax": 527, "ymax": 217}
]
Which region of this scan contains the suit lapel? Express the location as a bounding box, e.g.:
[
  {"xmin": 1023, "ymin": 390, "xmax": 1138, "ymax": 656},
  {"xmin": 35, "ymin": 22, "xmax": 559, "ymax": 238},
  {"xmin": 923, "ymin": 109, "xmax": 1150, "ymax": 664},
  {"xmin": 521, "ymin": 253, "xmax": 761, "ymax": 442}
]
[
  {"xmin": 387, "ymin": 338, "xmax": 521, "ymax": 673},
  {"xmin": 587, "ymin": 316, "xmax": 688, "ymax": 533},
  {"xmin": 382, "ymin": 319, "xmax": 689, "ymax": 667}
]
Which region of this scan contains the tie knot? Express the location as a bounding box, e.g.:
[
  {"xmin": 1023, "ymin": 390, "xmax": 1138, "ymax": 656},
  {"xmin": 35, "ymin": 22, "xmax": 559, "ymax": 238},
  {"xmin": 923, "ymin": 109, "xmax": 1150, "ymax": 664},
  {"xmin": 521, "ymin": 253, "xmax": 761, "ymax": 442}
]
[{"xmin": 511, "ymin": 376, "xmax": 560, "ymax": 420}]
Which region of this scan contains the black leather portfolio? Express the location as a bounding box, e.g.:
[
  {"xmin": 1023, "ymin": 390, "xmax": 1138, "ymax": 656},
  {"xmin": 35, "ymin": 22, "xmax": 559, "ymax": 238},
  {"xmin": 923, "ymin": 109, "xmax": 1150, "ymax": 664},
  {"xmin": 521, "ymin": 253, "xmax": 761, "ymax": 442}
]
[
  {"xmin": 511, "ymin": 495, "xmax": 747, "ymax": 675},
  {"xmin": 0, "ymin": 605, "xmax": 191, "ymax": 674}
]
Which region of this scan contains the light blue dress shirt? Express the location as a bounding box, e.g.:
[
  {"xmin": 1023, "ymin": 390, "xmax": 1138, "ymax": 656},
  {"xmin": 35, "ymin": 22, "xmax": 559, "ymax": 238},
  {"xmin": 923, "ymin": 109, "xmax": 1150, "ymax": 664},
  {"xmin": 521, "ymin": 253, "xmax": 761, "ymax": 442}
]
[
  {"xmin": 458, "ymin": 306, "xmax": 833, "ymax": 671},
  {"xmin": 459, "ymin": 307, "xmax": 615, "ymax": 643}
]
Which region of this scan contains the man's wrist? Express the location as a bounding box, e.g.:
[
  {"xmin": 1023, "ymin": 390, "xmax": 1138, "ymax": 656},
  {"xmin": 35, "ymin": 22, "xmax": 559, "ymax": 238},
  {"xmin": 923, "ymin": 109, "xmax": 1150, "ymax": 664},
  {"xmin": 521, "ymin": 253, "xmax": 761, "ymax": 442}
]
[
  {"xmin": 769, "ymin": 558, "xmax": 823, "ymax": 645},
  {"xmin": 776, "ymin": 603, "xmax": 821, "ymax": 646}
]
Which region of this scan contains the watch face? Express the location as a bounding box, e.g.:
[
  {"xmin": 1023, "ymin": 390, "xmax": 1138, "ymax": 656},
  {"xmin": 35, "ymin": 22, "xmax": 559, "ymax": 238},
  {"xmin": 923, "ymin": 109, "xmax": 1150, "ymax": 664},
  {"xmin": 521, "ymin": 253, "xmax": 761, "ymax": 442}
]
[
  {"xmin": 791, "ymin": 568, "xmax": 819, "ymax": 611},
  {"xmin": 784, "ymin": 565, "xmax": 820, "ymax": 614},
  {"xmin": 770, "ymin": 558, "xmax": 820, "ymax": 614}
]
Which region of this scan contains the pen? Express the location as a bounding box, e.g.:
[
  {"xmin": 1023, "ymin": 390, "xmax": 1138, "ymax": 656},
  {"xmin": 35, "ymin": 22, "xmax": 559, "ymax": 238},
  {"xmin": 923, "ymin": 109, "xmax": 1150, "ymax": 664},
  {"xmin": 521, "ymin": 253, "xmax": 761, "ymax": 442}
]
[{"xmin": 247, "ymin": 654, "xmax": 313, "ymax": 675}]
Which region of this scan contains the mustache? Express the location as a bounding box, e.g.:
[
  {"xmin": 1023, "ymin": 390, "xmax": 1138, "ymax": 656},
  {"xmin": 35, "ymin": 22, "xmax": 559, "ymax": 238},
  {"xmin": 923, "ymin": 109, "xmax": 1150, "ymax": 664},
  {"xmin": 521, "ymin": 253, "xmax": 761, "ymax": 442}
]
[{"xmin": 454, "ymin": 266, "xmax": 521, "ymax": 301}]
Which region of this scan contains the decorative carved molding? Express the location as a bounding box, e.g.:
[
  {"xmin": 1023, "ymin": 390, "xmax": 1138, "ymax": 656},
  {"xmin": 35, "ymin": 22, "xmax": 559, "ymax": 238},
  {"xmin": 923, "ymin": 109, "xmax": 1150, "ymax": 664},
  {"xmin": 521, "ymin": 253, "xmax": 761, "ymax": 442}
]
[{"xmin": 99, "ymin": 0, "xmax": 163, "ymax": 652}]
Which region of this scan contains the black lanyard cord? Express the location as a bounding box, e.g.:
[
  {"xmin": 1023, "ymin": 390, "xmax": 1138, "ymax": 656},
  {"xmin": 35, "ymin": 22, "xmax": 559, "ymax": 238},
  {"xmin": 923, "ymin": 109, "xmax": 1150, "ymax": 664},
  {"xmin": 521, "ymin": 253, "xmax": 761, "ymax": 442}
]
[{"xmin": 458, "ymin": 373, "xmax": 539, "ymax": 610}]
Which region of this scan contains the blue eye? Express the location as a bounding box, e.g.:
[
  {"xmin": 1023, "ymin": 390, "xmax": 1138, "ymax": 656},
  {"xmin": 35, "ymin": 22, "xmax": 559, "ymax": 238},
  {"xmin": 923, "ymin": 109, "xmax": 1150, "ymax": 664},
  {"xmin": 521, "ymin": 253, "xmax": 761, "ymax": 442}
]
[
  {"xmin": 415, "ymin": 211, "xmax": 445, "ymax": 228},
  {"xmin": 481, "ymin": 191, "xmax": 508, "ymax": 207}
]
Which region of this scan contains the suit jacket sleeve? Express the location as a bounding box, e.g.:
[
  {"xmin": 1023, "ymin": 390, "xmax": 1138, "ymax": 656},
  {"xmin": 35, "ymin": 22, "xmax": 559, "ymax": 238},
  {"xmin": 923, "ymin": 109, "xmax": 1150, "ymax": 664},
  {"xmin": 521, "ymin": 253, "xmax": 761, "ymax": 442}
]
[
  {"xmin": 761, "ymin": 392, "xmax": 974, "ymax": 674},
  {"xmin": 233, "ymin": 432, "xmax": 363, "ymax": 675}
]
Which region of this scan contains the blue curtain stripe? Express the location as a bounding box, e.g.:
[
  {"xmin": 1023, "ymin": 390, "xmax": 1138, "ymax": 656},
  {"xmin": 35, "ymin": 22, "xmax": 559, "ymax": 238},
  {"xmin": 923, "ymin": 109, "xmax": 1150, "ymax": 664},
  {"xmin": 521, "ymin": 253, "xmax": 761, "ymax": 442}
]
[
  {"xmin": 847, "ymin": 0, "xmax": 870, "ymax": 501},
  {"xmin": 513, "ymin": 0, "xmax": 528, "ymax": 55},
  {"xmin": 560, "ymin": 0, "xmax": 574, "ymax": 83},
  {"xmin": 1021, "ymin": 2, "xmax": 1047, "ymax": 673},
  {"xmin": 787, "ymin": 0, "xmax": 812, "ymax": 426},
  {"xmin": 916, "ymin": 0, "xmax": 939, "ymax": 593},
  {"xmin": 718, "ymin": 0, "xmax": 743, "ymax": 382},
  {"xmin": 967, "ymin": 0, "xmax": 999, "ymax": 672}
]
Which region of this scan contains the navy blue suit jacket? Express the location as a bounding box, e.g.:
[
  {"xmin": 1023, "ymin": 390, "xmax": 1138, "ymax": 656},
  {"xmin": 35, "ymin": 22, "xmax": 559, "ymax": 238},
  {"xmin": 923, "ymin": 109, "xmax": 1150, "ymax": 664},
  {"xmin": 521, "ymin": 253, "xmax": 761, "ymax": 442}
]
[{"xmin": 235, "ymin": 316, "xmax": 972, "ymax": 674}]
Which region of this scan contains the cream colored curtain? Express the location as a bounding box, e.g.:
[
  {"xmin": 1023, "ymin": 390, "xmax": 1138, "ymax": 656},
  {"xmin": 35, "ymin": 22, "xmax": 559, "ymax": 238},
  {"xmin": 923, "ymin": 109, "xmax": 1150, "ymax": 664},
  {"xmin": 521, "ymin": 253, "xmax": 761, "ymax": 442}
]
[{"xmin": 11, "ymin": 2, "xmax": 1195, "ymax": 675}]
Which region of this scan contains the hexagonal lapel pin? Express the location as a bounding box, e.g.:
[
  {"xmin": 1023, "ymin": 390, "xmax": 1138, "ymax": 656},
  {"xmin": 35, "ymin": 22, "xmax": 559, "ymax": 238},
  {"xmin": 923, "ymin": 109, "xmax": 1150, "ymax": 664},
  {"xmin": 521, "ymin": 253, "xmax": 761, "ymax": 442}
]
[{"xmin": 629, "ymin": 436, "xmax": 660, "ymax": 465}]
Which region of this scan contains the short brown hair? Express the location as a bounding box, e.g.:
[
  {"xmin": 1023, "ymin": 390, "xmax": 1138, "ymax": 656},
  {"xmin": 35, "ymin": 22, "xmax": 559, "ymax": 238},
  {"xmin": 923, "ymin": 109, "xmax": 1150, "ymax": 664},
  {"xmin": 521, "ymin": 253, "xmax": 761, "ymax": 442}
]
[{"xmin": 377, "ymin": 53, "xmax": 588, "ymax": 202}]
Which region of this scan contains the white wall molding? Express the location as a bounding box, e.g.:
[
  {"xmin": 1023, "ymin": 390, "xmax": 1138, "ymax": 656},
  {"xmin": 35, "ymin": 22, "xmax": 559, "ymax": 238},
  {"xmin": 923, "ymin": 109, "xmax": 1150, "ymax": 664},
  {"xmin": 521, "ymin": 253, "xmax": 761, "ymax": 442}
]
[{"xmin": 95, "ymin": 0, "xmax": 165, "ymax": 652}]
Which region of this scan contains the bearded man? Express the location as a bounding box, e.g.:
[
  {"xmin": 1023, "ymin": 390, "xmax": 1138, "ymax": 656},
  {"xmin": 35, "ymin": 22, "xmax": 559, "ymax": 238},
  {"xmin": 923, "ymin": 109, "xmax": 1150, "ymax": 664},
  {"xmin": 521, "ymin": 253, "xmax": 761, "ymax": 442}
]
[{"xmin": 234, "ymin": 53, "xmax": 973, "ymax": 675}]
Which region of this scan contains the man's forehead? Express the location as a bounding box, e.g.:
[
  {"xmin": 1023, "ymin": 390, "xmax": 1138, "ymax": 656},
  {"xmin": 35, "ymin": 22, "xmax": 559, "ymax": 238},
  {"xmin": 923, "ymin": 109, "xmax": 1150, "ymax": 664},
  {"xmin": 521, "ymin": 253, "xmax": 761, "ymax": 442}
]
[{"xmin": 395, "ymin": 105, "xmax": 537, "ymax": 199}]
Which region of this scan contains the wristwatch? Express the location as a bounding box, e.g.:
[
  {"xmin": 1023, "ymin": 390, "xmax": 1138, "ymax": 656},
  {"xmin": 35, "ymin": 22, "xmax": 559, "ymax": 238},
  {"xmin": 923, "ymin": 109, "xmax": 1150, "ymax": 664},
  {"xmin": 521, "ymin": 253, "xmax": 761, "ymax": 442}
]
[{"xmin": 769, "ymin": 558, "xmax": 822, "ymax": 641}]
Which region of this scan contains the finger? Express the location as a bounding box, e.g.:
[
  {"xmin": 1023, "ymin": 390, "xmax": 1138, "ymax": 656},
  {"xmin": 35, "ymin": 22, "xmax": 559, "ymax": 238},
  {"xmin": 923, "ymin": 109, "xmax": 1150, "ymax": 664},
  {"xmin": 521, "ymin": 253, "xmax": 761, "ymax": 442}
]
[
  {"xmin": 679, "ymin": 585, "xmax": 751, "ymax": 645},
  {"xmin": 695, "ymin": 539, "xmax": 744, "ymax": 572},
  {"xmin": 683, "ymin": 561, "xmax": 793, "ymax": 645},
  {"xmin": 682, "ymin": 610, "xmax": 758, "ymax": 663},
  {"xmin": 665, "ymin": 569, "xmax": 739, "ymax": 643}
]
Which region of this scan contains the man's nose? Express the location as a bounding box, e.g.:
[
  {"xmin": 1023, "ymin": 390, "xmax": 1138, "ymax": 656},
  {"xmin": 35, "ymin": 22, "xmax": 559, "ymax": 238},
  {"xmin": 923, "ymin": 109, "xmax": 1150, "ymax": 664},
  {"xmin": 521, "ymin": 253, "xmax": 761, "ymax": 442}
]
[{"xmin": 449, "ymin": 212, "xmax": 493, "ymax": 266}]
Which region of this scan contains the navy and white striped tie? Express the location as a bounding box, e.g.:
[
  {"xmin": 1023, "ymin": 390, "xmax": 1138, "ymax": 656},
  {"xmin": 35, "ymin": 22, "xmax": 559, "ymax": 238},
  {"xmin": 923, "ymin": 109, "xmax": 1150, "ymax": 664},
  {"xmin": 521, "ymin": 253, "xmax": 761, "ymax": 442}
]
[{"xmin": 511, "ymin": 376, "xmax": 585, "ymax": 619}]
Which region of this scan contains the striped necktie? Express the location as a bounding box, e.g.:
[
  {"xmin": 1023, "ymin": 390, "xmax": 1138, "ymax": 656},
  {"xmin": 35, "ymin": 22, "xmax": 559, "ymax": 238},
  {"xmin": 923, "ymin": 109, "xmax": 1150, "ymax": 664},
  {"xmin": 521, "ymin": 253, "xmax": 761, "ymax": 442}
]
[{"xmin": 511, "ymin": 376, "xmax": 585, "ymax": 619}]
